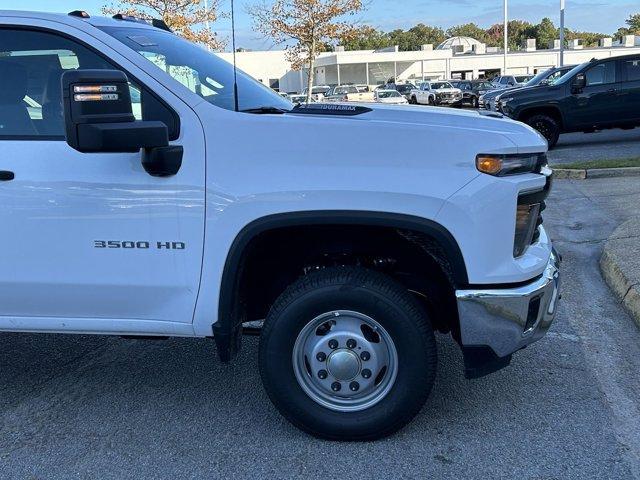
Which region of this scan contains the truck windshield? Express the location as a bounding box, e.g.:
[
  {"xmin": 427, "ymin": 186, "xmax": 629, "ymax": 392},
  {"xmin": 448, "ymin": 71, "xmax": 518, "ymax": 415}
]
[{"xmin": 100, "ymin": 27, "xmax": 292, "ymax": 113}]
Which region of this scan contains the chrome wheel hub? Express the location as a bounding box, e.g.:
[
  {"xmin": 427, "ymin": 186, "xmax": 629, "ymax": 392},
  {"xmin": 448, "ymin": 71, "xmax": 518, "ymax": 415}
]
[
  {"xmin": 327, "ymin": 349, "xmax": 360, "ymax": 380},
  {"xmin": 292, "ymin": 310, "xmax": 398, "ymax": 412}
]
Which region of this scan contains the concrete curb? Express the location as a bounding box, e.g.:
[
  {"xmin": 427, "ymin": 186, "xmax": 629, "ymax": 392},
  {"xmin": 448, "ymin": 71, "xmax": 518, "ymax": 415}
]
[
  {"xmin": 600, "ymin": 218, "xmax": 640, "ymax": 329},
  {"xmin": 555, "ymin": 166, "xmax": 640, "ymax": 180}
]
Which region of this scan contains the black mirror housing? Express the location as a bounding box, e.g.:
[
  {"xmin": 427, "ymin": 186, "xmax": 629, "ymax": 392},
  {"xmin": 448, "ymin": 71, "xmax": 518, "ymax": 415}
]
[
  {"xmin": 572, "ymin": 73, "xmax": 586, "ymax": 91},
  {"xmin": 62, "ymin": 69, "xmax": 168, "ymax": 153}
]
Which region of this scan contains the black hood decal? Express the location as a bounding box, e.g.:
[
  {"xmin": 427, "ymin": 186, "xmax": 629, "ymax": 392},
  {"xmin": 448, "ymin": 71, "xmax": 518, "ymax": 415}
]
[{"xmin": 289, "ymin": 103, "xmax": 372, "ymax": 116}]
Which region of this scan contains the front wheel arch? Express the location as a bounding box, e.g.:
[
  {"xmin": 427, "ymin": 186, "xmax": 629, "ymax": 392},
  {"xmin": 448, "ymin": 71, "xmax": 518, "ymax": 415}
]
[{"xmin": 214, "ymin": 211, "xmax": 468, "ymax": 362}]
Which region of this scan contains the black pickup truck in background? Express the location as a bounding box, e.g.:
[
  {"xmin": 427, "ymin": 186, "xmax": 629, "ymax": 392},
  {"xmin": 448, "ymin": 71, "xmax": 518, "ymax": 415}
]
[{"xmin": 497, "ymin": 54, "xmax": 640, "ymax": 148}]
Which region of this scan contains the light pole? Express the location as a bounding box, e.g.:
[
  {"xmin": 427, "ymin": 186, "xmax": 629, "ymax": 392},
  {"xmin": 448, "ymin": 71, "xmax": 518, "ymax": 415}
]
[
  {"xmin": 503, "ymin": 0, "xmax": 508, "ymax": 75},
  {"xmin": 559, "ymin": 0, "xmax": 565, "ymax": 66}
]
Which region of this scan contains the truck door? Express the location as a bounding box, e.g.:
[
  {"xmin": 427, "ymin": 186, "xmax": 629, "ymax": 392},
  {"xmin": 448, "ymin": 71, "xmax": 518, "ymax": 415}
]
[
  {"xmin": 0, "ymin": 27, "xmax": 205, "ymax": 333},
  {"xmin": 567, "ymin": 60, "xmax": 620, "ymax": 129}
]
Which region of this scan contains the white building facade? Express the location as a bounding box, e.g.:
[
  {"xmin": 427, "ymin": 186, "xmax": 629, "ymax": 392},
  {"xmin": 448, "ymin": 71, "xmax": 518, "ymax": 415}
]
[{"xmin": 218, "ymin": 35, "xmax": 640, "ymax": 93}]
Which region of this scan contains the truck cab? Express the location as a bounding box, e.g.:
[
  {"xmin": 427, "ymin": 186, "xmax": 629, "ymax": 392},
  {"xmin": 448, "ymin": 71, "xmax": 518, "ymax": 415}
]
[{"xmin": 0, "ymin": 10, "xmax": 560, "ymax": 441}]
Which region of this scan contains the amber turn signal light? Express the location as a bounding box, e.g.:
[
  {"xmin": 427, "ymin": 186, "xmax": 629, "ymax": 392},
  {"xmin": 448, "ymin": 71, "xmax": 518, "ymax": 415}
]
[{"xmin": 476, "ymin": 155, "xmax": 503, "ymax": 175}]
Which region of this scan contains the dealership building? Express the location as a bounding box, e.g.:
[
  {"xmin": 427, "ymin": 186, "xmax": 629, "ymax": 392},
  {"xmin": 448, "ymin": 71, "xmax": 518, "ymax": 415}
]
[{"xmin": 218, "ymin": 35, "xmax": 640, "ymax": 93}]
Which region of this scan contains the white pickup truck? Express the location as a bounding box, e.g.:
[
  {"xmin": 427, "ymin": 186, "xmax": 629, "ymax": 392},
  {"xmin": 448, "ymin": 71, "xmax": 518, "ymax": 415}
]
[
  {"xmin": 0, "ymin": 10, "xmax": 561, "ymax": 441},
  {"xmin": 324, "ymin": 84, "xmax": 374, "ymax": 103}
]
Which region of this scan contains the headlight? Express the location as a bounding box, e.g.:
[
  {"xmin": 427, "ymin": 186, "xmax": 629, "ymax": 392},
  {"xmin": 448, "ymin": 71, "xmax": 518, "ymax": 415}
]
[
  {"xmin": 499, "ymin": 96, "xmax": 514, "ymax": 104},
  {"xmin": 476, "ymin": 153, "xmax": 547, "ymax": 176}
]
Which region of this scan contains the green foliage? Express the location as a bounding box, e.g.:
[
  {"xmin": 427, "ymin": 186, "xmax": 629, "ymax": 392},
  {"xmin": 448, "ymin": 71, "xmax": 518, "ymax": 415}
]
[
  {"xmin": 565, "ymin": 29, "xmax": 606, "ymax": 48},
  {"xmin": 627, "ymin": 13, "xmax": 640, "ymax": 32},
  {"xmin": 445, "ymin": 23, "xmax": 489, "ymax": 44},
  {"xmin": 535, "ymin": 17, "xmax": 558, "ymax": 49},
  {"xmin": 337, "ymin": 14, "xmax": 638, "ymax": 52},
  {"xmin": 337, "ymin": 25, "xmax": 389, "ymax": 50},
  {"xmin": 337, "ymin": 23, "xmax": 445, "ymax": 51}
]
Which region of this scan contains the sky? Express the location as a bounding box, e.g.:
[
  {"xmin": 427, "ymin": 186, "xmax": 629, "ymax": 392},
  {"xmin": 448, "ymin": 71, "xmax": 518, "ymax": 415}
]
[{"xmin": 2, "ymin": 0, "xmax": 638, "ymax": 51}]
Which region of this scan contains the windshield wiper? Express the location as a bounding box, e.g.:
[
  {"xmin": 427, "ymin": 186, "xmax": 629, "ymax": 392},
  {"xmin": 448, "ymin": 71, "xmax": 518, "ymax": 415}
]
[{"xmin": 240, "ymin": 106, "xmax": 289, "ymax": 114}]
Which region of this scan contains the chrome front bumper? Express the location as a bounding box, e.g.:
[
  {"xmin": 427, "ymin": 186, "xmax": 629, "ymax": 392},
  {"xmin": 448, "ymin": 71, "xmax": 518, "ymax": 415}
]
[{"xmin": 455, "ymin": 251, "xmax": 561, "ymax": 358}]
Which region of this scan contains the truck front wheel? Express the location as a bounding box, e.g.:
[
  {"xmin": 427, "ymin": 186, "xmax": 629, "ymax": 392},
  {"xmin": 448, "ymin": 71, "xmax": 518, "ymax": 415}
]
[
  {"xmin": 259, "ymin": 267, "xmax": 437, "ymax": 440},
  {"xmin": 526, "ymin": 114, "xmax": 560, "ymax": 148}
]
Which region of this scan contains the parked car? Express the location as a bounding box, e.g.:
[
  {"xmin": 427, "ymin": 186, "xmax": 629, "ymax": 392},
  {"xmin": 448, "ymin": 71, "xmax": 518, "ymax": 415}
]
[
  {"xmin": 303, "ymin": 85, "xmax": 331, "ymax": 101},
  {"xmin": 480, "ymin": 66, "xmax": 575, "ymax": 111},
  {"xmin": 373, "ymin": 89, "xmax": 409, "ymax": 104},
  {"xmin": 324, "ymin": 84, "xmax": 374, "ymax": 102},
  {"xmin": 0, "ymin": 9, "xmax": 561, "ymax": 441},
  {"xmin": 450, "ymin": 80, "xmax": 494, "ymax": 108},
  {"xmin": 497, "ymin": 54, "xmax": 640, "ymax": 148}
]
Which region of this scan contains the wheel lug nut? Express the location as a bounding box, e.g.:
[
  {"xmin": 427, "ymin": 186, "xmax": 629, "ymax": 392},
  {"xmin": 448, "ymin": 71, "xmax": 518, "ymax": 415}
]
[
  {"xmin": 318, "ymin": 369, "xmax": 328, "ymax": 379},
  {"xmin": 349, "ymin": 381, "xmax": 360, "ymax": 392},
  {"xmin": 346, "ymin": 339, "xmax": 357, "ymax": 349},
  {"xmin": 360, "ymin": 351, "xmax": 370, "ymax": 361},
  {"xmin": 362, "ymin": 369, "xmax": 372, "ymax": 379},
  {"xmin": 328, "ymin": 339, "xmax": 338, "ymax": 349},
  {"xmin": 331, "ymin": 382, "xmax": 341, "ymax": 392},
  {"xmin": 316, "ymin": 352, "xmax": 327, "ymax": 362}
]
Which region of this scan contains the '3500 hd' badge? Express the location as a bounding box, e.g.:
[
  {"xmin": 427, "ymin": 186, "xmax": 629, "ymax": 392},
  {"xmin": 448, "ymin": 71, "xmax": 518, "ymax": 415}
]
[{"xmin": 94, "ymin": 241, "xmax": 185, "ymax": 250}]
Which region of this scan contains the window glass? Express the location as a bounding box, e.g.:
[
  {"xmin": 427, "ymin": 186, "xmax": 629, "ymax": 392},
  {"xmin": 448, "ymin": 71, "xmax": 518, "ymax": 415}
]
[
  {"xmin": 585, "ymin": 61, "xmax": 616, "ymax": 86},
  {"xmin": 0, "ymin": 29, "xmax": 169, "ymax": 139},
  {"xmin": 101, "ymin": 26, "xmax": 292, "ymax": 112},
  {"xmin": 623, "ymin": 59, "xmax": 640, "ymax": 82}
]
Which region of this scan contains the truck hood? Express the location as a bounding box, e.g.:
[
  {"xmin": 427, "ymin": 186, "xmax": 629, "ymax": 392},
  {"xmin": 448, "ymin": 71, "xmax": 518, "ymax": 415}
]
[
  {"xmin": 293, "ymin": 103, "xmax": 544, "ymax": 147},
  {"xmin": 501, "ymin": 84, "xmax": 561, "ymax": 101}
]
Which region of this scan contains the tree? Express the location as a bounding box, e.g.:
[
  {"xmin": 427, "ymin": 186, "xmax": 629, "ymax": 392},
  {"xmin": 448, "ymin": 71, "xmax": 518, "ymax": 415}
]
[
  {"xmin": 338, "ymin": 25, "xmax": 389, "ymax": 50},
  {"xmin": 565, "ymin": 29, "xmax": 606, "ymax": 47},
  {"xmin": 535, "ymin": 17, "xmax": 557, "ymax": 49},
  {"xmin": 626, "ymin": 13, "xmax": 640, "ymax": 33},
  {"xmin": 486, "ymin": 20, "xmax": 535, "ymax": 50},
  {"xmin": 247, "ymin": 0, "xmax": 364, "ymax": 102},
  {"xmin": 102, "ymin": 0, "xmax": 225, "ymax": 51},
  {"xmin": 445, "ymin": 23, "xmax": 489, "ymax": 44}
]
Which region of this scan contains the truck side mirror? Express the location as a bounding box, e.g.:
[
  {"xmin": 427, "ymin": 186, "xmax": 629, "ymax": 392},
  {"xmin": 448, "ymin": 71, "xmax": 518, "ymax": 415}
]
[
  {"xmin": 62, "ymin": 69, "xmax": 181, "ymax": 176},
  {"xmin": 571, "ymin": 73, "xmax": 586, "ymax": 92}
]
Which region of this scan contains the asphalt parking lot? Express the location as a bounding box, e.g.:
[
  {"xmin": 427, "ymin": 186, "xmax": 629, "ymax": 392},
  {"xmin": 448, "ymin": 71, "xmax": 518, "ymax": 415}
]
[
  {"xmin": 541, "ymin": 128, "xmax": 640, "ymax": 165},
  {"xmin": 1, "ymin": 176, "xmax": 640, "ymax": 479}
]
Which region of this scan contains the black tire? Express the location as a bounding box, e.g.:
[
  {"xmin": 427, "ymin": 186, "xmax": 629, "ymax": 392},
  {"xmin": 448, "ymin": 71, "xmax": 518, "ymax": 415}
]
[
  {"xmin": 428, "ymin": 96, "xmax": 435, "ymax": 106},
  {"xmin": 526, "ymin": 114, "xmax": 560, "ymax": 149},
  {"xmin": 410, "ymin": 95, "xmax": 417, "ymax": 105},
  {"xmin": 259, "ymin": 266, "xmax": 437, "ymax": 441},
  {"xmin": 473, "ymin": 96, "xmax": 479, "ymax": 109}
]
